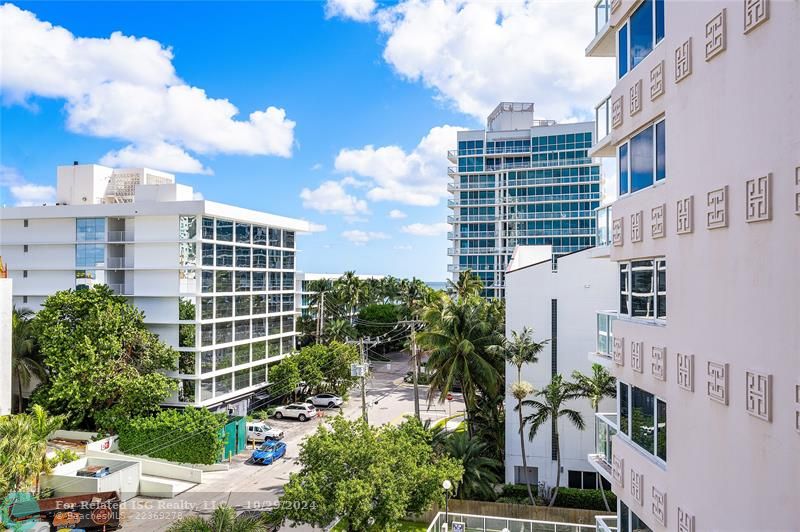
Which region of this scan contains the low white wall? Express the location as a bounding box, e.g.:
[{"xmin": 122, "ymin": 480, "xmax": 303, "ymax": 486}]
[
  {"xmin": 86, "ymin": 448, "xmax": 204, "ymax": 483},
  {"xmin": 86, "ymin": 435, "xmax": 118, "ymax": 453},
  {"xmin": 50, "ymin": 429, "xmax": 99, "ymax": 442},
  {"xmin": 43, "ymin": 456, "xmax": 142, "ymax": 502}
]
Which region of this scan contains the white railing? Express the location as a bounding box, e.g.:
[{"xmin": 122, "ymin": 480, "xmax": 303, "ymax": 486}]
[
  {"xmin": 594, "ymin": 0, "xmax": 610, "ymax": 36},
  {"xmin": 594, "ymin": 412, "xmax": 618, "ymax": 476},
  {"xmin": 596, "ymin": 205, "xmax": 613, "ymax": 247},
  {"xmin": 596, "ymin": 515, "xmax": 618, "ymax": 532},
  {"xmin": 448, "ymin": 198, "xmax": 498, "ymax": 207},
  {"xmin": 448, "ymin": 247, "xmax": 497, "ymax": 256},
  {"xmin": 426, "ymin": 512, "xmax": 596, "ymax": 532},
  {"xmin": 448, "ymin": 231, "xmax": 498, "ymax": 239},
  {"xmin": 596, "ymin": 310, "xmax": 617, "ymax": 358},
  {"xmin": 595, "ymin": 96, "xmax": 611, "ymax": 143}
]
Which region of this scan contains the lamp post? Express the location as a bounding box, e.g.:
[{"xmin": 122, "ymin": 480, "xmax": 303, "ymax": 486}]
[{"xmin": 442, "ymin": 479, "xmax": 452, "ymax": 524}]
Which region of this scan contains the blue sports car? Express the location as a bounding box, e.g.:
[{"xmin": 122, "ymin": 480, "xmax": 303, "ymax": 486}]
[{"xmin": 251, "ymin": 440, "xmax": 287, "ymax": 465}]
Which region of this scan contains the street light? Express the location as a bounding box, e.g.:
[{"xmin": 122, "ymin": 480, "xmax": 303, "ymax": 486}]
[{"xmin": 442, "ymin": 479, "xmax": 452, "ymax": 523}]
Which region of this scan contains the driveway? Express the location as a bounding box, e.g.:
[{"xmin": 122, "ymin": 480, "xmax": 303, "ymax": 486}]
[{"xmin": 120, "ymin": 350, "xmax": 464, "ymax": 531}]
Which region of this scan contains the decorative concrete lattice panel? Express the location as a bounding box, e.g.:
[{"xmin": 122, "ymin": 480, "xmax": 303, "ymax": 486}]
[
  {"xmin": 706, "ymin": 9, "xmax": 727, "ymax": 60},
  {"xmin": 678, "ymin": 508, "xmax": 695, "ymax": 532},
  {"xmin": 651, "ymin": 346, "xmax": 667, "ymax": 381},
  {"xmin": 612, "ymin": 96, "xmax": 624, "ymax": 129},
  {"xmin": 612, "ymin": 217, "xmax": 624, "ymax": 246},
  {"xmin": 746, "ymin": 174, "xmax": 771, "ymax": 222},
  {"xmin": 612, "ymin": 454, "xmax": 624, "ymax": 487},
  {"xmin": 677, "ymin": 196, "xmax": 694, "ymax": 234},
  {"xmin": 630, "ymin": 79, "xmax": 642, "ymax": 116},
  {"xmin": 652, "ymin": 486, "xmax": 667, "ymax": 526},
  {"xmin": 650, "ymin": 61, "xmax": 665, "ymax": 100},
  {"xmin": 794, "ymin": 167, "xmax": 799, "ymax": 215},
  {"xmin": 707, "ymin": 361, "xmax": 729, "ymax": 405},
  {"xmin": 677, "ymin": 353, "xmax": 694, "ymax": 392},
  {"xmin": 631, "ymin": 211, "xmax": 643, "ymax": 243},
  {"xmin": 746, "ymin": 370, "xmax": 772, "ymax": 422},
  {"xmin": 631, "ymin": 341, "xmax": 643, "ymax": 373},
  {"xmin": 744, "ymin": 0, "xmax": 769, "ymax": 34},
  {"xmin": 651, "ymin": 204, "xmax": 666, "ymax": 238},
  {"xmin": 613, "ymin": 337, "xmax": 625, "ymax": 366},
  {"xmin": 630, "ymin": 469, "xmax": 643, "ymax": 505},
  {"xmin": 675, "ymin": 38, "xmax": 692, "ymax": 83},
  {"xmin": 706, "ymin": 186, "xmax": 728, "ymax": 229}
]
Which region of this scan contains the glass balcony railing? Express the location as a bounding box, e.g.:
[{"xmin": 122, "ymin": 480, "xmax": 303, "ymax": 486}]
[
  {"xmin": 589, "ymin": 412, "xmax": 617, "ymax": 481},
  {"xmin": 596, "ymin": 515, "xmax": 618, "ymax": 532},
  {"xmin": 594, "ymin": 0, "xmax": 611, "ymax": 36},
  {"xmin": 596, "ymin": 205, "xmax": 612, "ymax": 246},
  {"xmin": 595, "ymin": 96, "xmax": 611, "ymax": 144},
  {"xmin": 596, "ymin": 310, "xmax": 617, "ymax": 358}
]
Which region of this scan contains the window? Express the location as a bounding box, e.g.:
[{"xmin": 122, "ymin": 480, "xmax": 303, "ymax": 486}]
[
  {"xmin": 268, "ymin": 339, "xmax": 280, "ymax": 357},
  {"xmin": 618, "ymin": 381, "xmax": 667, "ymax": 463},
  {"xmin": 180, "ymin": 380, "xmax": 196, "ymax": 403},
  {"xmin": 201, "ymin": 350, "xmax": 214, "ymax": 373},
  {"xmin": 216, "ymin": 296, "xmax": 233, "ymax": 318},
  {"xmin": 179, "ymin": 216, "xmax": 197, "ymax": 240},
  {"xmin": 253, "ymin": 225, "xmax": 267, "ymax": 245},
  {"xmin": 253, "ymin": 294, "xmax": 267, "ymax": 315},
  {"xmin": 253, "ymin": 248, "xmax": 267, "ymax": 269},
  {"xmin": 252, "ymin": 364, "xmax": 266, "ymax": 384},
  {"xmin": 235, "ymin": 369, "xmax": 250, "ymax": 390},
  {"xmin": 23, "ymin": 270, "xmax": 28, "ymax": 278},
  {"xmin": 514, "ymin": 466, "xmax": 538, "ymax": 486},
  {"xmin": 252, "ymin": 272, "xmax": 266, "ymax": 291},
  {"xmin": 235, "ymin": 296, "xmax": 250, "ymax": 316},
  {"xmin": 216, "ymin": 372, "xmax": 232, "ymax": 395},
  {"xmin": 268, "ymin": 250, "xmax": 281, "ymax": 269},
  {"xmin": 567, "ymin": 470, "xmax": 607, "ymax": 490},
  {"xmin": 23, "ymin": 245, "xmax": 28, "ymax": 253},
  {"xmin": 252, "ymin": 318, "xmax": 266, "ymax": 338},
  {"xmin": 216, "ymin": 271, "xmax": 233, "ymax": 292},
  {"xmin": 236, "ymin": 247, "xmax": 250, "ymax": 268},
  {"xmin": 202, "ymin": 243, "xmax": 214, "ymax": 266},
  {"xmin": 200, "ymin": 378, "xmax": 213, "ymax": 401},
  {"xmin": 23, "ymin": 219, "xmax": 28, "ymax": 228},
  {"xmin": 252, "ymin": 341, "xmax": 267, "ymax": 361},
  {"xmin": 75, "ymin": 244, "xmax": 105, "ymax": 267},
  {"xmin": 179, "ymin": 242, "xmax": 196, "ymax": 267},
  {"xmin": 76, "ymin": 218, "xmax": 105, "ymax": 241},
  {"xmin": 201, "ymin": 297, "xmax": 214, "ymax": 320},
  {"xmin": 617, "ymin": 0, "xmax": 665, "ymax": 79},
  {"xmin": 236, "ymin": 223, "xmax": 251, "ymax": 243},
  {"xmin": 201, "ymin": 324, "xmax": 214, "ymax": 347},
  {"xmin": 22, "ymin": 296, "xmax": 28, "ymax": 303},
  {"xmin": 619, "ymin": 259, "xmax": 666, "ymax": 320},
  {"xmin": 282, "ymin": 252, "xmax": 294, "ymax": 270},
  {"xmin": 202, "ymin": 217, "xmax": 214, "ymax": 239},
  {"xmin": 235, "ymin": 344, "xmax": 250, "ymax": 365},
  {"xmin": 202, "ymin": 271, "xmax": 214, "ymax": 293},
  {"xmin": 619, "ymin": 500, "xmax": 654, "ymax": 532},
  {"xmin": 216, "ymin": 219, "xmax": 233, "ymax": 242},
  {"xmin": 179, "ymin": 325, "xmax": 195, "ymax": 348},
  {"xmin": 235, "ymin": 319, "xmax": 251, "ymax": 341},
  {"xmin": 269, "ymin": 228, "xmax": 282, "ymax": 247},
  {"xmin": 618, "ymin": 120, "xmax": 665, "ymax": 195},
  {"xmin": 283, "ymin": 231, "xmax": 295, "ymax": 249},
  {"xmin": 216, "ymin": 321, "xmax": 233, "ymax": 344},
  {"xmin": 216, "ymin": 245, "xmax": 233, "ymax": 267},
  {"xmin": 236, "ymin": 271, "xmax": 251, "ymax": 292}
]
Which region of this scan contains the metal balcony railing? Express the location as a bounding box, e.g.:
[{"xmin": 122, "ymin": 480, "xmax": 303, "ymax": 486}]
[
  {"xmin": 448, "ymin": 231, "xmax": 498, "ymax": 239},
  {"xmin": 447, "ymin": 180, "xmax": 496, "ymax": 192},
  {"xmin": 485, "ymin": 145, "xmax": 532, "ymax": 155},
  {"xmin": 448, "ymin": 198, "xmax": 497, "ymax": 207},
  {"xmin": 108, "ymin": 283, "xmax": 133, "ymax": 296},
  {"xmin": 106, "ymin": 257, "xmax": 133, "ymax": 268},
  {"xmin": 448, "ymin": 247, "xmax": 497, "ymax": 256},
  {"xmin": 596, "ymin": 205, "xmax": 613, "ymax": 247},
  {"xmin": 596, "ymin": 515, "xmax": 618, "ymax": 532},
  {"xmin": 107, "ymin": 230, "xmax": 134, "ymax": 242},
  {"xmin": 426, "ymin": 512, "xmax": 594, "ymax": 532},
  {"xmin": 594, "ymin": 0, "xmax": 611, "ymax": 36},
  {"xmin": 447, "ymin": 214, "xmax": 498, "ymax": 223},
  {"xmin": 506, "ymin": 228, "xmax": 594, "ymax": 238},
  {"xmin": 505, "ymin": 193, "xmax": 599, "ymax": 204},
  {"xmin": 595, "ymin": 95, "xmax": 611, "ymax": 144}
]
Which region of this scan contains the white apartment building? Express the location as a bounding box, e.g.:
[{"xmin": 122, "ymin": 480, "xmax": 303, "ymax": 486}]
[
  {"xmin": 505, "ymin": 245, "xmax": 617, "ymax": 492},
  {"xmin": 447, "ymin": 102, "xmax": 603, "ymax": 298},
  {"xmin": 585, "ymin": 0, "xmax": 799, "ymax": 530},
  {"xmin": 0, "ymin": 163, "xmax": 310, "ymax": 415},
  {"xmin": 0, "ymin": 277, "xmax": 11, "ymax": 416}
]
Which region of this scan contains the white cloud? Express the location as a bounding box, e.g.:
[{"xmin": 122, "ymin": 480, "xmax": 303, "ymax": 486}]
[
  {"xmin": 401, "ymin": 222, "xmax": 450, "ymax": 236},
  {"xmin": 300, "ymin": 180, "xmax": 369, "ymax": 216},
  {"xmin": 388, "ymin": 209, "xmax": 407, "ymax": 219},
  {"xmin": 394, "ymin": 244, "xmax": 413, "ymax": 251},
  {"xmin": 340, "ymin": 176, "xmax": 370, "ymax": 188},
  {"xmin": 341, "ymin": 230, "xmax": 389, "ymax": 245},
  {"xmin": 311, "ymin": 163, "xmax": 323, "ymax": 171},
  {"xmin": 0, "ymin": 4, "xmax": 296, "ymax": 174},
  {"xmin": 325, "ymin": 0, "xmax": 376, "ymax": 22},
  {"xmin": 100, "ymin": 141, "xmax": 212, "ymax": 174},
  {"xmin": 363, "ymin": 0, "xmax": 613, "ymax": 122},
  {"xmin": 10, "ymin": 184, "xmax": 56, "ymax": 206},
  {"xmin": 308, "ymin": 222, "xmax": 328, "ymax": 232},
  {"xmin": 0, "ymin": 165, "xmax": 25, "ymax": 187},
  {"xmin": 334, "ymin": 125, "xmax": 463, "ymax": 206}
]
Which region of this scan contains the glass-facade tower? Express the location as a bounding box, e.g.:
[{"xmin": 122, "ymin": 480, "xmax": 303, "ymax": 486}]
[{"xmin": 447, "ymin": 103, "xmax": 602, "ymax": 298}]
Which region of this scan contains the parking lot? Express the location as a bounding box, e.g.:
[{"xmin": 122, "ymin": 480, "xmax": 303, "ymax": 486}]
[{"xmin": 121, "ymin": 351, "xmax": 464, "ymax": 531}]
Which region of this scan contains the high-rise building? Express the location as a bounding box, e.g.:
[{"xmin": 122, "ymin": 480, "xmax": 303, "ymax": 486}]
[
  {"xmin": 447, "ymin": 102, "xmax": 602, "ymax": 298},
  {"xmin": 0, "ymin": 163, "xmax": 310, "ymax": 415},
  {"xmin": 585, "ymin": 1, "xmax": 799, "ymax": 530}
]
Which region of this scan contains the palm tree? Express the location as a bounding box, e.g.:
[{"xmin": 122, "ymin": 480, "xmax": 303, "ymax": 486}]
[
  {"xmin": 167, "ymin": 504, "xmax": 267, "ymax": 532},
  {"xmin": 571, "ymin": 363, "xmax": 616, "ymax": 510},
  {"xmin": 0, "ymin": 405, "xmax": 63, "ymax": 497},
  {"xmin": 491, "ymin": 327, "xmax": 548, "ymax": 505},
  {"xmin": 520, "ymin": 374, "xmax": 585, "ymax": 507},
  {"xmin": 338, "ymin": 271, "xmax": 363, "ymax": 323},
  {"xmin": 307, "ymin": 279, "xmax": 334, "ymax": 343},
  {"xmin": 11, "ymin": 307, "xmax": 46, "ymax": 413},
  {"xmin": 418, "ymin": 298, "xmax": 503, "ymax": 436},
  {"xmin": 446, "ymin": 269, "xmax": 483, "ymax": 301},
  {"xmin": 443, "ymin": 431, "xmax": 501, "ymax": 501},
  {"xmin": 324, "ymin": 318, "xmax": 355, "ymax": 342},
  {"xmin": 30, "ymin": 405, "xmax": 65, "ymax": 495}
]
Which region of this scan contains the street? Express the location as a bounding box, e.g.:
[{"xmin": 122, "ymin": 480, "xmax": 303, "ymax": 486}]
[{"xmin": 121, "ymin": 351, "xmax": 464, "ymax": 531}]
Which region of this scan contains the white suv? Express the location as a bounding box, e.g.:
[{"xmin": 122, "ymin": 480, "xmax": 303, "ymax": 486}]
[
  {"xmin": 274, "ymin": 403, "xmax": 317, "ymax": 422},
  {"xmin": 306, "ymin": 393, "xmax": 344, "ymax": 408}
]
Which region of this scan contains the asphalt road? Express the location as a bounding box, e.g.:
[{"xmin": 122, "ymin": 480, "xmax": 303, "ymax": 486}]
[{"xmin": 121, "ymin": 351, "xmax": 464, "ymax": 531}]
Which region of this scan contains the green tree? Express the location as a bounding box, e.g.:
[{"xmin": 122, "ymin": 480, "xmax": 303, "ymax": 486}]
[
  {"xmin": 31, "ymin": 286, "xmax": 178, "ymax": 431},
  {"xmin": 324, "ymin": 318, "xmax": 355, "ymax": 342},
  {"xmin": 11, "ymin": 307, "xmax": 47, "ymax": 413},
  {"xmin": 276, "ymin": 417, "xmax": 462, "ymax": 530},
  {"xmin": 268, "ymin": 357, "xmax": 301, "ymax": 400},
  {"xmin": 571, "ymin": 363, "xmax": 616, "ymax": 510},
  {"xmin": 418, "ymin": 298, "xmax": 504, "ymax": 436},
  {"xmin": 337, "ymin": 271, "xmax": 364, "ymax": 323},
  {"xmin": 443, "ymin": 431, "xmax": 501, "ymax": 501},
  {"xmin": 356, "ymin": 303, "xmax": 402, "ymax": 351},
  {"xmin": 520, "ymin": 374, "xmax": 585, "ymax": 506},
  {"xmin": 490, "ymin": 327, "xmax": 548, "ymax": 505},
  {"xmin": 446, "ymin": 269, "xmax": 484, "ymax": 301},
  {"xmin": 167, "ymin": 504, "xmax": 266, "ymax": 532}
]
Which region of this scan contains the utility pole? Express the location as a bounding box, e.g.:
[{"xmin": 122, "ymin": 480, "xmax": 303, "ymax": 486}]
[
  {"xmin": 359, "ymin": 337, "xmax": 368, "ymax": 424},
  {"xmin": 400, "ymin": 320, "xmax": 422, "ymax": 421},
  {"xmin": 316, "ymin": 291, "xmax": 325, "ymax": 344}
]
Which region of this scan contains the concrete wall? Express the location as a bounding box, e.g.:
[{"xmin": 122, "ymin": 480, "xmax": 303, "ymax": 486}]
[
  {"xmin": 589, "ymin": 1, "xmax": 800, "ymax": 529},
  {"xmin": 0, "ymin": 278, "xmax": 12, "ymax": 415},
  {"xmin": 505, "ymin": 248, "xmax": 617, "ymax": 488}
]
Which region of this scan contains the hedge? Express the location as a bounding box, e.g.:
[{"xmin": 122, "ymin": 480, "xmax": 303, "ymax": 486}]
[
  {"xmin": 117, "ymin": 407, "xmax": 226, "ymax": 465},
  {"xmin": 552, "ymin": 487, "xmax": 617, "ymax": 511},
  {"xmin": 499, "ymin": 483, "xmax": 538, "ymax": 500}
]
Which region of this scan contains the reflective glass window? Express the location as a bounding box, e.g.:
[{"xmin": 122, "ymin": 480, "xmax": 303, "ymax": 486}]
[
  {"xmin": 216, "ymin": 296, "xmax": 233, "ymax": 318},
  {"xmin": 216, "ymin": 219, "xmax": 233, "ymax": 241},
  {"xmin": 216, "ymin": 245, "xmax": 233, "ymax": 267},
  {"xmin": 202, "ymin": 217, "xmax": 214, "ymax": 239},
  {"xmin": 236, "ymin": 247, "xmax": 250, "ymax": 268},
  {"xmin": 253, "ymin": 225, "xmax": 267, "ymax": 245},
  {"xmin": 216, "ymin": 271, "xmax": 233, "ymax": 292},
  {"xmin": 179, "ymin": 216, "xmax": 197, "ymax": 240},
  {"xmin": 236, "ymin": 223, "xmax": 251, "ymax": 243}
]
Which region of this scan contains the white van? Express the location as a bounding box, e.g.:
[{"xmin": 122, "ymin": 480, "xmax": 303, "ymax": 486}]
[{"xmin": 246, "ymin": 422, "xmax": 284, "ymax": 442}]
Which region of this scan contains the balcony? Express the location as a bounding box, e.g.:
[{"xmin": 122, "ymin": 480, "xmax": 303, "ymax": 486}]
[
  {"xmin": 107, "ymin": 230, "xmax": 134, "ymax": 242},
  {"xmin": 447, "ymin": 247, "xmax": 497, "ymax": 256},
  {"xmin": 586, "ymin": 0, "xmax": 615, "ymax": 58},
  {"xmin": 505, "ymin": 192, "xmax": 599, "ymax": 204},
  {"xmin": 108, "ymin": 283, "xmax": 133, "ymax": 296},
  {"xmin": 448, "ymin": 231, "xmax": 498, "ymax": 239},
  {"xmin": 426, "ymin": 512, "xmax": 595, "ymax": 532},
  {"xmin": 447, "ymin": 149, "xmax": 458, "ymax": 163},
  {"xmin": 448, "ymin": 197, "xmax": 497, "ymax": 208},
  {"xmin": 106, "ymin": 256, "xmax": 133, "ymax": 269},
  {"xmin": 447, "ymin": 180, "xmax": 496, "ymax": 192},
  {"xmin": 447, "ymin": 214, "xmax": 498, "ymax": 223},
  {"xmin": 447, "ymin": 264, "xmax": 496, "ymax": 273},
  {"xmin": 596, "ymin": 515, "xmax": 618, "ymax": 532},
  {"xmin": 588, "ymin": 412, "xmax": 617, "ymax": 482}
]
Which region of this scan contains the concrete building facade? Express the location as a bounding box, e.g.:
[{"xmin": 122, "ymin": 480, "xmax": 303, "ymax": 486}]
[
  {"xmin": 585, "ymin": 1, "xmax": 800, "ymax": 530},
  {"xmin": 505, "ymin": 246, "xmax": 617, "ymax": 492},
  {"xmin": 0, "ymin": 277, "xmax": 11, "ymax": 416},
  {"xmin": 447, "ymin": 102, "xmax": 603, "ymax": 298},
  {"xmin": 0, "ymin": 164, "xmax": 310, "ymax": 414}
]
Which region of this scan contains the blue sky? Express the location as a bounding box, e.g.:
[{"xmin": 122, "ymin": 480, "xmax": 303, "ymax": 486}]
[{"xmin": 0, "ymin": 0, "xmax": 611, "ymax": 281}]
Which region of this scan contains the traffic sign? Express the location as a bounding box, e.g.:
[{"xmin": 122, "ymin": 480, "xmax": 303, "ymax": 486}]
[{"xmin": 446, "ymin": 393, "xmax": 453, "ymax": 401}]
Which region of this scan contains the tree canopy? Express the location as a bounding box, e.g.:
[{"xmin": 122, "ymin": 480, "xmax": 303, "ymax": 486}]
[{"xmin": 31, "ymin": 286, "xmax": 178, "ymax": 431}]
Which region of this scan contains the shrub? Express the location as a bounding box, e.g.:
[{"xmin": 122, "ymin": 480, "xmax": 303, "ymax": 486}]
[
  {"xmin": 497, "ymin": 483, "xmax": 538, "ymax": 502},
  {"xmin": 117, "ymin": 408, "xmax": 226, "ymax": 465},
  {"xmin": 48, "ymin": 449, "xmax": 80, "ymax": 469},
  {"xmin": 552, "ymin": 487, "xmax": 616, "ymax": 511}
]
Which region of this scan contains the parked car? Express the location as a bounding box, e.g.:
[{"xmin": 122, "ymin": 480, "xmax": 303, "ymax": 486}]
[
  {"xmin": 251, "ymin": 440, "xmax": 287, "ymax": 465},
  {"xmin": 246, "ymin": 422, "xmax": 284, "ymax": 442},
  {"xmin": 274, "ymin": 403, "xmax": 317, "ymax": 421},
  {"xmin": 305, "ymin": 393, "xmax": 344, "ymax": 408}
]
